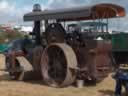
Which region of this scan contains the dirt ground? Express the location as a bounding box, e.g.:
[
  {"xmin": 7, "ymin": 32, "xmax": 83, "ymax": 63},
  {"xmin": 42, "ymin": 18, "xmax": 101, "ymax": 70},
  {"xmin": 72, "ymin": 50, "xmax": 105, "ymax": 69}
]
[{"xmin": 0, "ymin": 54, "xmax": 125, "ymax": 96}]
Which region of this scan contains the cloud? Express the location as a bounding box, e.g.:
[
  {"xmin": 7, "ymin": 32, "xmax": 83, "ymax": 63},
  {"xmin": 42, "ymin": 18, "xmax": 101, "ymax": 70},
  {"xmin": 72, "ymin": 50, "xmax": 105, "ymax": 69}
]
[
  {"xmin": 0, "ymin": 0, "xmax": 32, "ymax": 25},
  {"xmin": 46, "ymin": 0, "xmax": 119, "ymax": 8},
  {"xmin": 46, "ymin": 0, "xmax": 91, "ymax": 9},
  {"xmin": 0, "ymin": 0, "xmax": 48, "ymax": 25},
  {"xmin": 0, "ymin": 0, "xmax": 15, "ymax": 14},
  {"xmin": 0, "ymin": 0, "xmax": 127, "ymax": 32},
  {"xmin": 45, "ymin": 0, "xmax": 128, "ymax": 32}
]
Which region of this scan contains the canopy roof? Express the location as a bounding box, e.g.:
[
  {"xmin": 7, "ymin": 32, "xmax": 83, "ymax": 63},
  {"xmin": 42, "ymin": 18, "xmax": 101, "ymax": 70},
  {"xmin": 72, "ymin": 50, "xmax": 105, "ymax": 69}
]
[{"xmin": 24, "ymin": 3, "xmax": 125, "ymax": 21}]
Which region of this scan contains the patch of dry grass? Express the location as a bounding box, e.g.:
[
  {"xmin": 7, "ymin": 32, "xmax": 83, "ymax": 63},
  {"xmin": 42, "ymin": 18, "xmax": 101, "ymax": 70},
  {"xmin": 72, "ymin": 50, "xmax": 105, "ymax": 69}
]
[
  {"xmin": 0, "ymin": 72, "xmax": 116, "ymax": 96},
  {"xmin": 0, "ymin": 54, "xmax": 5, "ymax": 70},
  {"xmin": 0, "ymin": 54, "xmax": 125, "ymax": 96}
]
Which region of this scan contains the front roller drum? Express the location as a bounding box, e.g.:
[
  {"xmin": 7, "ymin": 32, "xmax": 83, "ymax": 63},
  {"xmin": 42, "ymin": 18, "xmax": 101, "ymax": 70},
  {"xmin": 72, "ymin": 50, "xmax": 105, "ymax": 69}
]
[
  {"xmin": 41, "ymin": 43, "xmax": 78, "ymax": 87},
  {"xmin": 7, "ymin": 56, "xmax": 33, "ymax": 80}
]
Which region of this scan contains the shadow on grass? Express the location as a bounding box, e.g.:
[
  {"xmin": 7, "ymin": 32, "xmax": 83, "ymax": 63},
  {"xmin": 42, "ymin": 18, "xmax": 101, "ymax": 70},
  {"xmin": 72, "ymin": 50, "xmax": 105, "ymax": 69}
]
[
  {"xmin": 98, "ymin": 90, "xmax": 126, "ymax": 96},
  {"xmin": 0, "ymin": 73, "xmax": 11, "ymax": 81}
]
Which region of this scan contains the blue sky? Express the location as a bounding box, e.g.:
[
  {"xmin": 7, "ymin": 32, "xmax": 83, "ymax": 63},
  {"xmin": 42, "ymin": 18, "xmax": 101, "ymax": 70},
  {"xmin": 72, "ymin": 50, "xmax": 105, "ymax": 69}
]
[{"xmin": 0, "ymin": 0, "xmax": 128, "ymax": 31}]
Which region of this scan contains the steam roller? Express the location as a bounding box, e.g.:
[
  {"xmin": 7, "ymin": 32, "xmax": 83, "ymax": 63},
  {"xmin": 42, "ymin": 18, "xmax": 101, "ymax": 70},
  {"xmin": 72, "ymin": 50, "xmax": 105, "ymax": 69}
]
[{"xmin": 41, "ymin": 43, "xmax": 78, "ymax": 87}]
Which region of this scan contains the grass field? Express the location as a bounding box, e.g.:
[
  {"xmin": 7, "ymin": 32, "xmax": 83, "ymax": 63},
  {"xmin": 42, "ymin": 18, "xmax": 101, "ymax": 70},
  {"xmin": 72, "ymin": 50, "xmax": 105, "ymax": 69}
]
[{"xmin": 0, "ymin": 54, "xmax": 125, "ymax": 96}]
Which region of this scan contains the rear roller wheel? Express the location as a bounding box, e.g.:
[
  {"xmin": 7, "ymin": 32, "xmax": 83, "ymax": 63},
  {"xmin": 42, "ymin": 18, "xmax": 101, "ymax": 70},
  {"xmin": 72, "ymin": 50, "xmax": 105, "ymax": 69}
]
[{"xmin": 41, "ymin": 43, "xmax": 78, "ymax": 87}]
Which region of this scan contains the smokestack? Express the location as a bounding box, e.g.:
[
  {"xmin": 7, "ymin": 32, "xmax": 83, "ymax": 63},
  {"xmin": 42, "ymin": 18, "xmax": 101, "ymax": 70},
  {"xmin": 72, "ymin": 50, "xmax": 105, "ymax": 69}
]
[{"xmin": 33, "ymin": 4, "xmax": 42, "ymax": 12}]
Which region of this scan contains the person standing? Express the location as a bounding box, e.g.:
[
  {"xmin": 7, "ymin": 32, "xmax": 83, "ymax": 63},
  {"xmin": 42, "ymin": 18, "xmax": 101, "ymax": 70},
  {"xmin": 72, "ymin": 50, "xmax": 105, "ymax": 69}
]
[{"xmin": 113, "ymin": 64, "xmax": 128, "ymax": 96}]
